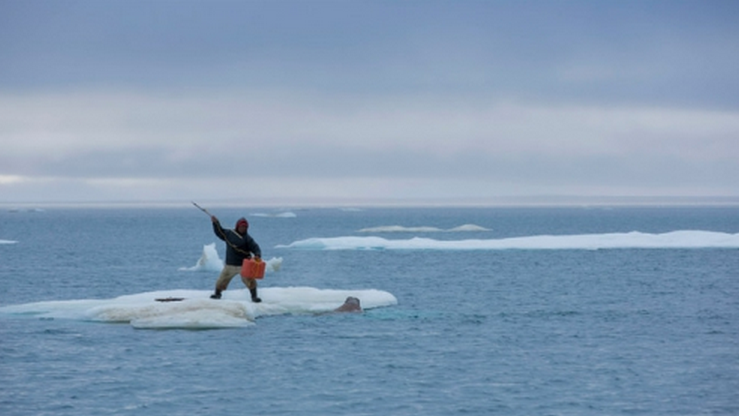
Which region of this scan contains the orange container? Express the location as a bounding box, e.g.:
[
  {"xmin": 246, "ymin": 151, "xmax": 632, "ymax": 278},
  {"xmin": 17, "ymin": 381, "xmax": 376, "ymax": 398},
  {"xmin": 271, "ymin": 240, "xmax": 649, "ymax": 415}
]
[{"xmin": 241, "ymin": 258, "xmax": 266, "ymax": 279}]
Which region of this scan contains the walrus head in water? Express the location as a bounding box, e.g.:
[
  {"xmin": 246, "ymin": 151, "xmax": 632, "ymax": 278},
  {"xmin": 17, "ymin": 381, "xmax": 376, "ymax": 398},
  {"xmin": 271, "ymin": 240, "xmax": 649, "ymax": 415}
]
[{"xmin": 333, "ymin": 296, "xmax": 362, "ymax": 313}]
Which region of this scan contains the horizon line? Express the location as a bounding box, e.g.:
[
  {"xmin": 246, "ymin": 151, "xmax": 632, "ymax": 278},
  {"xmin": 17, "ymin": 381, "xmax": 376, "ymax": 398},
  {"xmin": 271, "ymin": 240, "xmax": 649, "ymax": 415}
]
[{"xmin": 2, "ymin": 195, "xmax": 739, "ymax": 209}]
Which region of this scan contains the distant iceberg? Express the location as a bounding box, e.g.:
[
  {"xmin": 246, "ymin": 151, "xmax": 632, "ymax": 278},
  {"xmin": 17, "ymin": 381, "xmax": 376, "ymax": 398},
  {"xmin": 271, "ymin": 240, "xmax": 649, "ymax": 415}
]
[
  {"xmin": 449, "ymin": 224, "xmax": 490, "ymax": 232},
  {"xmin": 251, "ymin": 212, "xmax": 297, "ymax": 218},
  {"xmin": 278, "ymin": 230, "xmax": 739, "ymax": 250}
]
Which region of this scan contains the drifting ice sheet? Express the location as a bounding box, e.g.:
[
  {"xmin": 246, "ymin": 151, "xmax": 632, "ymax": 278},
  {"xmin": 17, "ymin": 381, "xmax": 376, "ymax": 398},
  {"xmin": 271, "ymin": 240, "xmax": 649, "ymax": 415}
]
[{"xmin": 0, "ymin": 287, "xmax": 398, "ymax": 329}]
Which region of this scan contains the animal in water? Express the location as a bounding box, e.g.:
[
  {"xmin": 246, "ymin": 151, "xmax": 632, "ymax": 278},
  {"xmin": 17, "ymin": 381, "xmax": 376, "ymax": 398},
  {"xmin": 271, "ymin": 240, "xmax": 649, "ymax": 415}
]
[{"xmin": 333, "ymin": 296, "xmax": 362, "ymax": 313}]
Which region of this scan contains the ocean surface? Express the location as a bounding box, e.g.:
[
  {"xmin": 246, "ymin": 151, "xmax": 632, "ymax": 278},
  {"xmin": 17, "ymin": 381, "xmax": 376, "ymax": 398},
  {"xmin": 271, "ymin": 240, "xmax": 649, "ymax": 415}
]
[{"xmin": 1, "ymin": 206, "xmax": 738, "ymax": 415}]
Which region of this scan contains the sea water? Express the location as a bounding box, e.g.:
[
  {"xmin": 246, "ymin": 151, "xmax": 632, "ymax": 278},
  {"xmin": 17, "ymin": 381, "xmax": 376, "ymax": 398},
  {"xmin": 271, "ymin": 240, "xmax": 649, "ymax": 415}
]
[{"xmin": 1, "ymin": 206, "xmax": 738, "ymax": 415}]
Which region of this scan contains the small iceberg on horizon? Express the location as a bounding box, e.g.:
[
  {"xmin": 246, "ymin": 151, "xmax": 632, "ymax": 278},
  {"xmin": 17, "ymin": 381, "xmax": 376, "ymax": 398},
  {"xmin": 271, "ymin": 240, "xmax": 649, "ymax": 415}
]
[{"xmin": 358, "ymin": 224, "xmax": 491, "ymax": 233}]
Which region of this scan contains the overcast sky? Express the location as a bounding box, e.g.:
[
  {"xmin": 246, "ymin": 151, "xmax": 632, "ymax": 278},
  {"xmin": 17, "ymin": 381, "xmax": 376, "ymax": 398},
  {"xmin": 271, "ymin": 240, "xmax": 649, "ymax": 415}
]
[{"xmin": 1, "ymin": 0, "xmax": 738, "ymax": 206}]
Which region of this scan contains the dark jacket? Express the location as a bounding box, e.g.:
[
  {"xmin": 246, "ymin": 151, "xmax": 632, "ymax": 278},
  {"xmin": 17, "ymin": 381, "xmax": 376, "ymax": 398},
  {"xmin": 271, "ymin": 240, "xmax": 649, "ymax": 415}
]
[{"xmin": 213, "ymin": 221, "xmax": 262, "ymax": 266}]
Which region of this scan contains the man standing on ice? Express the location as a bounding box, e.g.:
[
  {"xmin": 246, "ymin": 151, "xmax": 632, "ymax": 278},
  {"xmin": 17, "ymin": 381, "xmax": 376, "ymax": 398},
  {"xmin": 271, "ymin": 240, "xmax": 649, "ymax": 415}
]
[{"xmin": 209, "ymin": 215, "xmax": 263, "ymax": 302}]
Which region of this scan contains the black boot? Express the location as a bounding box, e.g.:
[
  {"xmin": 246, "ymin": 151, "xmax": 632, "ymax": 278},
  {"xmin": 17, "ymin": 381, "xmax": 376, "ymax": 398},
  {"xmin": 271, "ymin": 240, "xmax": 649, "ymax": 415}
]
[
  {"xmin": 210, "ymin": 289, "xmax": 222, "ymax": 299},
  {"xmin": 249, "ymin": 287, "xmax": 262, "ymax": 303}
]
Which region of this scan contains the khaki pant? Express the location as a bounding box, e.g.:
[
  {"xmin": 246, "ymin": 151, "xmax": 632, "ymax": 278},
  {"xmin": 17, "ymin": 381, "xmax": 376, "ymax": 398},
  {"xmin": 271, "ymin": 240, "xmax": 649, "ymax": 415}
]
[{"xmin": 215, "ymin": 264, "xmax": 257, "ymax": 292}]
